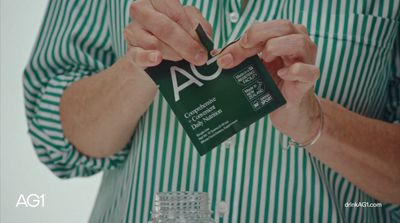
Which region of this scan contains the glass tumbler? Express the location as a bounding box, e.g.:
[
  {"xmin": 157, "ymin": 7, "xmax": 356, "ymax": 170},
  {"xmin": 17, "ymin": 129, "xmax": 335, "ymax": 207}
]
[{"xmin": 151, "ymin": 191, "xmax": 215, "ymax": 223}]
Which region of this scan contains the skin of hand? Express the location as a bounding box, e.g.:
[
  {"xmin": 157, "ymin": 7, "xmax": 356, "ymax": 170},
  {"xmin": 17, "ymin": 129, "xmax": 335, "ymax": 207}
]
[
  {"xmin": 216, "ymin": 20, "xmax": 321, "ymax": 144},
  {"xmin": 124, "ymin": 0, "xmax": 212, "ymax": 68},
  {"xmin": 215, "ymin": 20, "xmax": 400, "ymax": 204},
  {"xmin": 61, "ymin": 0, "xmax": 211, "ymax": 158}
]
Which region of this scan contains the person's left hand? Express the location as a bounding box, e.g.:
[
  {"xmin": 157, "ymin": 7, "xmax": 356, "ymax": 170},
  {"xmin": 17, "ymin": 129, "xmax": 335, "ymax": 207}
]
[{"xmin": 216, "ymin": 20, "xmax": 321, "ymax": 144}]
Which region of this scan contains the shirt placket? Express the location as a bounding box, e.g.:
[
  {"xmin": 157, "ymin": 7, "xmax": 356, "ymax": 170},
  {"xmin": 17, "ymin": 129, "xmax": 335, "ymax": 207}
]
[{"xmin": 225, "ymin": 0, "xmax": 241, "ymax": 35}]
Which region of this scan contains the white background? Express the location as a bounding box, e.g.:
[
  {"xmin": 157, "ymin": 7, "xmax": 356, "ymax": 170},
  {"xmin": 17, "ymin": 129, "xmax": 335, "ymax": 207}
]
[{"xmin": 1, "ymin": 0, "xmax": 102, "ymax": 222}]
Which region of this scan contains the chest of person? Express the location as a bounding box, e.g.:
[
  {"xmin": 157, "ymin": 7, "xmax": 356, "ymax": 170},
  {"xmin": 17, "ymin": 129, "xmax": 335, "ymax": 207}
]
[{"xmin": 106, "ymin": 0, "xmax": 399, "ymax": 116}]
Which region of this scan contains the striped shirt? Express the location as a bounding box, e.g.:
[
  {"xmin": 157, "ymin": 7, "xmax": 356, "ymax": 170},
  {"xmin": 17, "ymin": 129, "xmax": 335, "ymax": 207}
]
[{"xmin": 23, "ymin": 0, "xmax": 400, "ymax": 222}]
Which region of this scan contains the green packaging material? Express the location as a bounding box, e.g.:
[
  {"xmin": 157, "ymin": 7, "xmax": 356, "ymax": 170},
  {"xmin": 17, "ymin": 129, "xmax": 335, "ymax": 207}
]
[{"xmin": 145, "ymin": 25, "xmax": 286, "ymax": 155}]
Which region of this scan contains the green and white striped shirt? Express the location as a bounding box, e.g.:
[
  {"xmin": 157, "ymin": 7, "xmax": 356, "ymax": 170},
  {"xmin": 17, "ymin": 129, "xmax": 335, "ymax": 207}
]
[{"xmin": 24, "ymin": 0, "xmax": 400, "ymax": 222}]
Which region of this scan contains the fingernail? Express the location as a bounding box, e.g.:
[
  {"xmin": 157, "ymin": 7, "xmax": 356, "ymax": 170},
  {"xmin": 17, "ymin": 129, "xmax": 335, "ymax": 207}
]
[
  {"xmin": 277, "ymin": 68, "xmax": 289, "ymax": 77},
  {"xmin": 217, "ymin": 53, "xmax": 233, "ymax": 68},
  {"xmin": 149, "ymin": 52, "xmax": 159, "ymax": 63},
  {"xmin": 194, "ymin": 52, "xmax": 208, "ymax": 65},
  {"xmin": 210, "ymin": 49, "xmax": 220, "ymax": 56}
]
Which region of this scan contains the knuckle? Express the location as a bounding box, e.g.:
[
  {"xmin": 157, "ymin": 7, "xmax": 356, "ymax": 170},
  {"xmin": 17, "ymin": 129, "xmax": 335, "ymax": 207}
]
[
  {"xmin": 168, "ymin": 10, "xmax": 183, "ymax": 23},
  {"xmin": 246, "ymin": 26, "xmax": 257, "ymax": 41},
  {"xmin": 185, "ymin": 43, "xmax": 201, "ymax": 55},
  {"xmin": 123, "ymin": 24, "xmax": 139, "ymax": 43},
  {"xmin": 264, "ymin": 40, "xmax": 274, "ymax": 53},
  {"xmin": 145, "ymin": 37, "xmax": 160, "ymax": 49},
  {"xmin": 298, "ymin": 24, "xmax": 308, "ymax": 33},
  {"xmin": 123, "ymin": 29, "xmax": 134, "ymax": 43},
  {"xmin": 186, "ymin": 43, "xmax": 204, "ymax": 58},
  {"xmin": 130, "ymin": 2, "xmax": 142, "ymax": 15},
  {"xmin": 295, "ymin": 34, "xmax": 308, "ymax": 48},
  {"xmin": 290, "ymin": 63, "xmax": 302, "ymax": 74},
  {"xmin": 313, "ymin": 67, "xmax": 321, "ymax": 79},
  {"xmin": 278, "ymin": 19, "xmax": 295, "ymax": 33},
  {"xmin": 280, "ymin": 19, "xmax": 292, "ymax": 26},
  {"xmin": 156, "ymin": 20, "xmax": 173, "ymax": 38},
  {"xmin": 300, "ymin": 34, "xmax": 309, "ymax": 42},
  {"xmin": 184, "ymin": 5, "xmax": 197, "ymax": 13}
]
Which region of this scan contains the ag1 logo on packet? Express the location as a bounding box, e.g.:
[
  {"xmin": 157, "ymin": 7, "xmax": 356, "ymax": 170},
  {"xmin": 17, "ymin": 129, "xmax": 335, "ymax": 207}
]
[{"xmin": 145, "ymin": 25, "xmax": 286, "ymax": 155}]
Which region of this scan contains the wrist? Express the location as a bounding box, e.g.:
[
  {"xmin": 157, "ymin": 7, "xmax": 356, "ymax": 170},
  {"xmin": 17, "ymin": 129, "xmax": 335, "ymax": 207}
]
[
  {"xmin": 285, "ymin": 94, "xmax": 324, "ymax": 149},
  {"xmin": 116, "ymin": 56, "xmax": 153, "ymax": 82},
  {"xmin": 116, "ymin": 56, "xmax": 157, "ymax": 93},
  {"xmin": 108, "ymin": 56, "xmax": 158, "ymax": 111},
  {"xmin": 289, "ymin": 93, "xmax": 321, "ymax": 143}
]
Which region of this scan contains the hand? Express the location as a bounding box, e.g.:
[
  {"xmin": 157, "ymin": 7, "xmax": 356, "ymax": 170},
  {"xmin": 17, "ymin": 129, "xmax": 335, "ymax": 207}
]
[
  {"xmin": 216, "ymin": 20, "xmax": 321, "ymax": 143},
  {"xmin": 123, "ymin": 0, "xmax": 212, "ymax": 69}
]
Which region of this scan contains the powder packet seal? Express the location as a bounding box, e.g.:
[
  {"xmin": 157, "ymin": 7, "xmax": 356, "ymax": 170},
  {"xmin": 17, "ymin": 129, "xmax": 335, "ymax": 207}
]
[{"xmin": 145, "ymin": 25, "xmax": 286, "ymax": 155}]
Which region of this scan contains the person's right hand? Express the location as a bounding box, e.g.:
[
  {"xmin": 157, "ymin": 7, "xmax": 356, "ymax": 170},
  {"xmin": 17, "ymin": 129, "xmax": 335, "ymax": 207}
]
[{"xmin": 123, "ymin": 0, "xmax": 212, "ymax": 69}]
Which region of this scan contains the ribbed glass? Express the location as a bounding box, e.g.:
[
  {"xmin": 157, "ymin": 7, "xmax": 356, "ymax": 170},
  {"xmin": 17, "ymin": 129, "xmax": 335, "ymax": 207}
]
[{"xmin": 151, "ymin": 192, "xmax": 215, "ymax": 223}]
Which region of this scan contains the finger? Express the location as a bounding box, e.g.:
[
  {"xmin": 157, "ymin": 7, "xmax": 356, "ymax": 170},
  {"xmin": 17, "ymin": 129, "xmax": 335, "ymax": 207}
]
[
  {"xmin": 240, "ymin": 20, "xmax": 298, "ymax": 48},
  {"xmin": 124, "ymin": 22, "xmax": 152, "ymax": 46},
  {"xmin": 262, "ymin": 34, "xmax": 317, "ymax": 64},
  {"xmin": 130, "ymin": 1, "xmax": 208, "ymax": 65},
  {"xmin": 277, "ymin": 63, "xmax": 320, "ymax": 83},
  {"xmin": 126, "ymin": 46, "xmax": 162, "ymax": 68},
  {"xmin": 280, "ymin": 81, "xmax": 313, "ymax": 105},
  {"xmin": 150, "ymin": 0, "xmax": 199, "ymax": 39},
  {"xmin": 294, "ymin": 24, "xmax": 308, "ymax": 35},
  {"xmin": 124, "ymin": 24, "xmax": 182, "ymax": 61},
  {"xmin": 129, "ymin": 0, "xmax": 152, "ymax": 18},
  {"xmin": 183, "ymin": 6, "xmax": 213, "ymax": 38},
  {"xmin": 216, "ymin": 42, "xmax": 264, "ymax": 68}
]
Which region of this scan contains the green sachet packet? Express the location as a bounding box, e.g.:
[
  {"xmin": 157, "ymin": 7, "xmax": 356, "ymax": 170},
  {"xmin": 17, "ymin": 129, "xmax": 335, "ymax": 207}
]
[{"xmin": 145, "ymin": 25, "xmax": 286, "ymax": 155}]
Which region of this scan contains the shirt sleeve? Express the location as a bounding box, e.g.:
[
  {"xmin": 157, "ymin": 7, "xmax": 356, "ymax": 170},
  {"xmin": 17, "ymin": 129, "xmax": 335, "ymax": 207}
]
[
  {"xmin": 383, "ymin": 30, "xmax": 400, "ymax": 123},
  {"xmin": 23, "ymin": 0, "xmax": 130, "ymax": 179}
]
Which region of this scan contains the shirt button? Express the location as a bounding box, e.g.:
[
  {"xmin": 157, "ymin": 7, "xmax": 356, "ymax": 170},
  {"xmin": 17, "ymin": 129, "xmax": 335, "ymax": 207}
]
[
  {"xmin": 217, "ymin": 201, "xmax": 229, "ymax": 215},
  {"xmin": 229, "ymin": 12, "xmax": 239, "ymax": 23}
]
